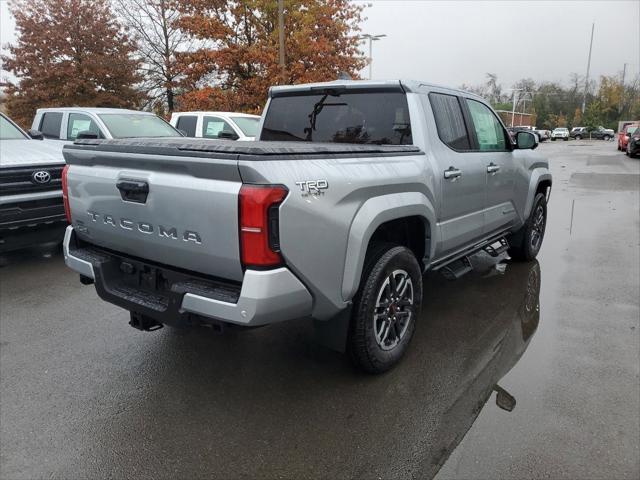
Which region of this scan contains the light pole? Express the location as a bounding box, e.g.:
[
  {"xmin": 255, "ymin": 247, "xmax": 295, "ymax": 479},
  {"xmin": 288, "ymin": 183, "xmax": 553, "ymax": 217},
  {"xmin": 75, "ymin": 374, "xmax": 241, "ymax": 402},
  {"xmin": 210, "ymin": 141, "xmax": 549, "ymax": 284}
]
[
  {"xmin": 509, "ymin": 88, "xmax": 523, "ymax": 127},
  {"xmin": 358, "ymin": 34, "xmax": 386, "ymax": 79}
]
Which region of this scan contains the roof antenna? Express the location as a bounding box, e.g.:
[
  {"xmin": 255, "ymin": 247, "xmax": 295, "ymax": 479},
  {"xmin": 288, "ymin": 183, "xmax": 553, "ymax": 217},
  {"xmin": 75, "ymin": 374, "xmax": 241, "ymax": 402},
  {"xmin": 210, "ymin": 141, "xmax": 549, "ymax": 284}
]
[{"xmin": 337, "ymin": 71, "xmax": 352, "ymax": 80}]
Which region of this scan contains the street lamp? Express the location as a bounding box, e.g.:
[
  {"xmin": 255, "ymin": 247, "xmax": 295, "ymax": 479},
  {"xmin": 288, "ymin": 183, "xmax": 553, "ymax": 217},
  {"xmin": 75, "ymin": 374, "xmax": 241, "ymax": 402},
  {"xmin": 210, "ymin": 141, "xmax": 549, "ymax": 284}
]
[{"xmin": 358, "ymin": 34, "xmax": 386, "ymax": 80}]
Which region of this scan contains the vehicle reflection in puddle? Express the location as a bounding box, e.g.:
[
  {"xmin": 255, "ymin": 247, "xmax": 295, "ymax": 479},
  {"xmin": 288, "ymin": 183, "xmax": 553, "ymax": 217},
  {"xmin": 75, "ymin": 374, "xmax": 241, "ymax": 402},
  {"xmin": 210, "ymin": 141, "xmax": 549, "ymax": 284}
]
[
  {"xmin": 420, "ymin": 256, "xmax": 541, "ymax": 477},
  {"xmin": 81, "ymin": 253, "xmax": 541, "ymax": 479}
]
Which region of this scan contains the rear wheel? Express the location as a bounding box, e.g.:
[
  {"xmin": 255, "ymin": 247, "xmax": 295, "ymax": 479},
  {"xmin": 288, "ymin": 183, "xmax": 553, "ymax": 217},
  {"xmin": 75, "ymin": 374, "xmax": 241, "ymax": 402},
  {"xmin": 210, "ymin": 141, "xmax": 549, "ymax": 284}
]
[
  {"xmin": 575, "ymin": 135, "xmax": 582, "ymax": 140},
  {"xmin": 508, "ymin": 193, "xmax": 547, "ymax": 262},
  {"xmin": 603, "ymin": 135, "xmax": 611, "ymax": 141},
  {"xmin": 348, "ymin": 244, "xmax": 422, "ymax": 373}
]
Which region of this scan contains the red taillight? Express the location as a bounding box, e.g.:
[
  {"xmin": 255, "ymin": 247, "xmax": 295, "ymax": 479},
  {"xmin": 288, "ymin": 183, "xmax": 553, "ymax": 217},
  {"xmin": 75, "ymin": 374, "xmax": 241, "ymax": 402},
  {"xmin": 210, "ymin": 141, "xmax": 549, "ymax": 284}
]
[
  {"xmin": 61, "ymin": 164, "xmax": 71, "ymax": 223},
  {"xmin": 239, "ymin": 184, "xmax": 288, "ymax": 268}
]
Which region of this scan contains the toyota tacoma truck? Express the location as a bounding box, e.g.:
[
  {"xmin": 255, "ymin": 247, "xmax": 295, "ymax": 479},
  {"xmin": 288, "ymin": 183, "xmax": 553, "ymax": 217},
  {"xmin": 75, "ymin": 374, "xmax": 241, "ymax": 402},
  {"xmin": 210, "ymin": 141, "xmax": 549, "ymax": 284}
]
[
  {"xmin": 61, "ymin": 80, "xmax": 551, "ymax": 373},
  {"xmin": 0, "ymin": 112, "xmax": 67, "ymax": 253}
]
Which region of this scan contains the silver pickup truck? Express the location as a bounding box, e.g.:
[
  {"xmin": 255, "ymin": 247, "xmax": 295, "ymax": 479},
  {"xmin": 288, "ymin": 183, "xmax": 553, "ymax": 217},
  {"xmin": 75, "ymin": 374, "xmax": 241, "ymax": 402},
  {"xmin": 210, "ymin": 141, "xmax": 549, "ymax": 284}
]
[{"xmin": 62, "ymin": 80, "xmax": 551, "ymax": 373}]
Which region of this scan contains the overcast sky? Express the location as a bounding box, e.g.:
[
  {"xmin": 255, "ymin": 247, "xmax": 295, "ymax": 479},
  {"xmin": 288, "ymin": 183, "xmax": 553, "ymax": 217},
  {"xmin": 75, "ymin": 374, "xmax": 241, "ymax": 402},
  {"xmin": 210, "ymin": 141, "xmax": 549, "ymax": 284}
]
[{"xmin": 1, "ymin": 0, "xmax": 639, "ymax": 89}]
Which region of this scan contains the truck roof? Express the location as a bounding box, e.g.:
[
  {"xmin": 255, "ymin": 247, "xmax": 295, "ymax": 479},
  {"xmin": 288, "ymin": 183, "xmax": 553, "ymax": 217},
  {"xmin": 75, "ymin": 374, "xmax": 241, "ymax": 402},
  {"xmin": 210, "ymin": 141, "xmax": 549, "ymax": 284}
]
[
  {"xmin": 269, "ymin": 79, "xmax": 483, "ymax": 101},
  {"xmin": 35, "ymin": 107, "xmax": 155, "ymax": 115}
]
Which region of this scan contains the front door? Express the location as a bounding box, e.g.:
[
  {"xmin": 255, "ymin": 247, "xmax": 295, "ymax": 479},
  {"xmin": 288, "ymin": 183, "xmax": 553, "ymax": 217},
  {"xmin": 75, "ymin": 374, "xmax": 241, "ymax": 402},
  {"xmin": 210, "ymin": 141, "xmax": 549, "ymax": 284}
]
[{"xmin": 464, "ymin": 98, "xmax": 517, "ymax": 235}]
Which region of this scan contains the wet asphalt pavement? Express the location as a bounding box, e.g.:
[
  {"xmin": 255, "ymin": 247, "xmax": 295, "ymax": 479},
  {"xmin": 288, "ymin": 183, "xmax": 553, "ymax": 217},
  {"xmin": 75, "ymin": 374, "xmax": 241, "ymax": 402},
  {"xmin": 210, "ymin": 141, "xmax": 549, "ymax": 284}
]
[{"xmin": 1, "ymin": 140, "xmax": 639, "ymax": 479}]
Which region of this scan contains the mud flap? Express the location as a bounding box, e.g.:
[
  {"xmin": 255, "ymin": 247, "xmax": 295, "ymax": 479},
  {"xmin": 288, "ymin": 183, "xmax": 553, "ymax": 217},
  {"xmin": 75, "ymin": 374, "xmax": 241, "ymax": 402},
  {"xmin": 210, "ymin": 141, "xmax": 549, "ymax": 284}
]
[{"xmin": 313, "ymin": 306, "xmax": 352, "ymax": 353}]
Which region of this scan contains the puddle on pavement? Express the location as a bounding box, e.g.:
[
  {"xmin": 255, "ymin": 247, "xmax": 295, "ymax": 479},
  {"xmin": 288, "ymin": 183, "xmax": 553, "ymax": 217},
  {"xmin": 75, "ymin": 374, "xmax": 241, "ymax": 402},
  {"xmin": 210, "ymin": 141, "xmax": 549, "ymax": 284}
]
[
  {"xmin": 569, "ymin": 172, "xmax": 640, "ymax": 191},
  {"xmin": 68, "ymin": 252, "xmax": 542, "ymax": 479}
]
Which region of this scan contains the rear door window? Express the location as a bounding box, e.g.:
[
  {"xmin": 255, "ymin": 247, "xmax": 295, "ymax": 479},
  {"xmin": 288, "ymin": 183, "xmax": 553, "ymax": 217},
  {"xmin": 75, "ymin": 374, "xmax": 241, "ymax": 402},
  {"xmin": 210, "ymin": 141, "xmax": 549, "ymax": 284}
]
[
  {"xmin": 39, "ymin": 112, "xmax": 63, "ymax": 139},
  {"xmin": 67, "ymin": 113, "xmax": 103, "ymax": 140},
  {"xmin": 202, "ymin": 116, "xmax": 234, "ymax": 139},
  {"xmin": 428, "ymin": 93, "xmax": 471, "ymax": 150},
  {"xmin": 261, "ymin": 90, "xmax": 412, "ymax": 145},
  {"xmin": 176, "ymin": 115, "xmax": 197, "ymax": 137},
  {"xmin": 465, "ymin": 99, "xmax": 508, "ymax": 151}
]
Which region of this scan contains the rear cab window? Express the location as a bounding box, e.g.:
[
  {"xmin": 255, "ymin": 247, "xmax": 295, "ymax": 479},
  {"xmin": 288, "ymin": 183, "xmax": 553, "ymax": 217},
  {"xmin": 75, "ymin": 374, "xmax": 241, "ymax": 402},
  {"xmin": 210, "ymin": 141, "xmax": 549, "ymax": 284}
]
[
  {"xmin": 39, "ymin": 112, "xmax": 63, "ymax": 139},
  {"xmin": 176, "ymin": 115, "xmax": 197, "ymax": 137},
  {"xmin": 261, "ymin": 89, "xmax": 412, "ymax": 145},
  {"xmin": 427, "ymin": 93, "xmax": 471, "ymax": 150}
]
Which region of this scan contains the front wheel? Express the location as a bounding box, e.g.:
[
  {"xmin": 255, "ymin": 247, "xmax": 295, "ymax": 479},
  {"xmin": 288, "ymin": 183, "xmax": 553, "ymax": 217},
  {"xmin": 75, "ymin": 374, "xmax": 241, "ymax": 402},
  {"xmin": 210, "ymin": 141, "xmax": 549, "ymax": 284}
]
[
  {"xmin": 508, "ymin": 193, "xmax": 547, "ymax": 262},
  {"xmin": 563, "ymin": 137, "xmax": 569, "ymax": 141},
  {"xmin": 575, "ymin": 135, "xmax": 581, "ymax": 140},
  {"xmin": 348, "ymin": 244, "xmax": 422, "ymax": 373},
  {"xmin": 603, "ymin": 135, "xmax": 610, "ymax": 141}
]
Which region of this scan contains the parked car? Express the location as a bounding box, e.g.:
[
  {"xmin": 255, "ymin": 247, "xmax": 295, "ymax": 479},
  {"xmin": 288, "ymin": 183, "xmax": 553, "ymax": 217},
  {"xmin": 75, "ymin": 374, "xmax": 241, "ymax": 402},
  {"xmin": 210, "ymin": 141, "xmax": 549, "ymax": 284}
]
[
  {"xmin": 570, "ymin": 127, "xmax": 588, "ymax": 139},
  {"xmin": 31, "ymin": 108, "xmax": 183, "ymax": 141},
  {"xmin": 170, "ymin": 112, "xmax": 260, "ymax": 141},
  {"xmin": 534, "ymin": 128, "xmax": 550, "ymax": 141},
  {"xmin": 618, "ymin": 123, "xmax": 638, "ymax": 151},
  {"xmin": 0, "ymin": 113, "xmax": 67, "ymax": 253},
  {"xmin": 61, "ymin": 79, "xmax": 551, "ymax": 373},
  {"xmin": 551, "ymin": 128, "xmax": 569, "ymax": 140},
  {"xmin": 626, "ymin": 129, "xmax": 640, "ymax": 158},
  {"xmin": 590, "ymin": 126, "xmax": 615, "ymax": 141}
]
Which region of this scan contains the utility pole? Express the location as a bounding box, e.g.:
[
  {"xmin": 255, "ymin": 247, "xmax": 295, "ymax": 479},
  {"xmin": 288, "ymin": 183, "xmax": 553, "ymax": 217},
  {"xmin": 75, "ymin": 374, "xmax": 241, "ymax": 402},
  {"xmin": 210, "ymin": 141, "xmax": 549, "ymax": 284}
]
[
  {"xmin": 358, "ymin": 34, "xmax": 387, "ymax": 79},
  {"xmin": 278, "ymin": 0, "xmax": 285, "ymax": 83},
  {"xmin": 582, "ymin": 22, "xmax": 594, "ymax": 113},
  {"xmin": 620, "ymin": 62, "xmax": 627, "ymax": 112}
]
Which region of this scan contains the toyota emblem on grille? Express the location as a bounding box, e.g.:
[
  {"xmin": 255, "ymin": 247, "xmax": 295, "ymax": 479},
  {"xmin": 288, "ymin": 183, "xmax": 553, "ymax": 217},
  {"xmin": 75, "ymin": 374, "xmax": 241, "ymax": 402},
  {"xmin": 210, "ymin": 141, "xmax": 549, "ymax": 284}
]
[{"xmin": 32, "ymin": 170, "xmax": 51, "ymax": 184}]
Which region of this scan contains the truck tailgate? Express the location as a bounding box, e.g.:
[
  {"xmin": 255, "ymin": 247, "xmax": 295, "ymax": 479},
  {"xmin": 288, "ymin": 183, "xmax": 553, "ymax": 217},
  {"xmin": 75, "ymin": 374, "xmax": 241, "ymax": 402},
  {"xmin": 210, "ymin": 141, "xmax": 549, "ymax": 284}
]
[{"xmin": 64, "ymin": 145, "xmax": 243, "ymax": 282}]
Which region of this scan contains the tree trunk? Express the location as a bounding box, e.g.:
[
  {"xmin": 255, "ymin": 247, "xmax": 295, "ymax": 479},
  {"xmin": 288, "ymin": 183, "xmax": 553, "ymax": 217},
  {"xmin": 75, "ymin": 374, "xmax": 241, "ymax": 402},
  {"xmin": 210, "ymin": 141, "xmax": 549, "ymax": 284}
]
[{"xmin": 167, "ymin": 88, "xmax": 174, "ymax": 112}]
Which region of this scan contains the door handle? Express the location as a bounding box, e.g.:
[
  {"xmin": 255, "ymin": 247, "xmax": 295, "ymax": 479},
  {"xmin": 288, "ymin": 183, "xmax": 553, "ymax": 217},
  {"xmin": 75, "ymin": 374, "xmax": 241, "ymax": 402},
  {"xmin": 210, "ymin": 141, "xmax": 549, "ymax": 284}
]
[
  {"xmin": 487, "ymin": 163, "xmax": 500, "ymax": 174},
  {"xmin": 444, "ymin": 167, "xmax": 462, "ymax": 180}
]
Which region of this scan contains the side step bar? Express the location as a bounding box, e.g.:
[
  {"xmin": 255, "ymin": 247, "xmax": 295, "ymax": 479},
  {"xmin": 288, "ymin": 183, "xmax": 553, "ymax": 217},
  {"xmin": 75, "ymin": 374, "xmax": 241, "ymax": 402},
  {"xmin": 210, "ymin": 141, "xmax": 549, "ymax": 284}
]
[
  {"xmin": 440, "ymin": 256, "xmax": 473, "ymax": 280},
  {"xmin": 484, "ymin": 238, "xmax": 510, "ymax": 257},
  {"xmin": 437, "ymin": 236, "xmax": 511, "ymax": 280}
]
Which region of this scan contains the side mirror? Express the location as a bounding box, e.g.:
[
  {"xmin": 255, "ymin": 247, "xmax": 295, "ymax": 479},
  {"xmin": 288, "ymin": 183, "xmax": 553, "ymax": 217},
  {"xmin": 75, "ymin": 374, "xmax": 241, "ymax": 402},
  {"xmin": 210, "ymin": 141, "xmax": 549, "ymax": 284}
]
[
  {"xmin": 28, "ymin": 129, "xmax": 44, "ymax": 140},
  {"xmin": 494, "ymin": 385, "xmax": 516, "ymax": 412},
  {"xmin": 218, "ymin": 130, "xmax": 239, "ymax": 140},
  {"xmin": 76, "ymin": 130, "xmax": 98, "ymax": 140},
  {"xmin": 515, "ymin": 131, "xmax": 538, "ymax": 150}
]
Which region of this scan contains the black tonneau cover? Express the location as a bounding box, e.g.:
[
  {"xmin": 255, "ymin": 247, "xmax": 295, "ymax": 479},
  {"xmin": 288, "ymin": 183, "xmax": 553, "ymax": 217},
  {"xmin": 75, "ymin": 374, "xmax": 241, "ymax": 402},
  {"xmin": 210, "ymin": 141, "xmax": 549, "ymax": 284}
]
[{"xmin": 65, "ymin": 138, "xmax": 421, "ymax": 162}]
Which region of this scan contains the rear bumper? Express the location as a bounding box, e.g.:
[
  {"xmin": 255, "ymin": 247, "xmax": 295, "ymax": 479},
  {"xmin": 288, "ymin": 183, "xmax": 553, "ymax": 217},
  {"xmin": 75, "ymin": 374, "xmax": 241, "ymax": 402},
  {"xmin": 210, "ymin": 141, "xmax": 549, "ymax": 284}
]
[{"xmin": 63, "ymin": 226, "xmax": 313, "ymax": 327}]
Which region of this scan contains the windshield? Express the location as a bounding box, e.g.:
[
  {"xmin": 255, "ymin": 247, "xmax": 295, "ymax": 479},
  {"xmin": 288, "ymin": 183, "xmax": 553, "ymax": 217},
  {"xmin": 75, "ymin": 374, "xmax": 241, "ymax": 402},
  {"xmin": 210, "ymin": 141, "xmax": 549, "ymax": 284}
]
[
  {"xmin": 98, "ymin": 113, "xmax": 181, "ymax": 138},
  {"xmin": 261, "ymin": 90, "xmax": 412, "ymax": 145},
  {"xmin": 0, "ymin": 115, "xmax": 28, "ymax": 140},
  {"xmin": 232, "ymin": 116, "xmax": 259, "ymax": 137}
]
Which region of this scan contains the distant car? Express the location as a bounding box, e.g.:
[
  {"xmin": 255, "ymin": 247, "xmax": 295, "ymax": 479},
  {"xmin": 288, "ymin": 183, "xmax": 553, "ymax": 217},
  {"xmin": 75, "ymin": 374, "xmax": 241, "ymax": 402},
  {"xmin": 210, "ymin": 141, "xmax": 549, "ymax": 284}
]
[
  {"xmin": 170, "ymin": 112, "xmax": 261, "ymax": 141},
  {"xmin": 535, "ymin": 128, "xmax": 550, "ymax": 141},
  {"xmin": 570, "ymin": 127, "xmax": 588, "ymax": 140},
  {"xmin": 626, "ymin": 129, "xmax": 640, "ymax": 158},
  {"xmin": 0, "ymin": 112, "xmax": 67, "ymax": 253},
  {"xmin": 31, "ymin": 107, "xmax": 183, "ymax": 141},
  {"xmin": 618, "ymin": 123, "xmax": 638, "ymax": 151},
  {"xmin": 590, "ymin": 126, "xmax": 615, "ymax": 141},
  {"xmin": 512, "ymin": 126, "xmax": 541, "ymax": 142},
  {"xmin": 551, "ymin": 128, "xmax": 569, "ymax": 141}
]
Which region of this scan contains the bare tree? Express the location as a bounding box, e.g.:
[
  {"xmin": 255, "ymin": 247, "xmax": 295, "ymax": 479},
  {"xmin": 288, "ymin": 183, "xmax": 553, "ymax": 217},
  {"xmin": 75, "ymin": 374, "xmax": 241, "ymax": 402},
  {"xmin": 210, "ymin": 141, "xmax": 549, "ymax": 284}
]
[{"xmin": 113, "ymin": 0, "xmax": 188, "ymax": 113}]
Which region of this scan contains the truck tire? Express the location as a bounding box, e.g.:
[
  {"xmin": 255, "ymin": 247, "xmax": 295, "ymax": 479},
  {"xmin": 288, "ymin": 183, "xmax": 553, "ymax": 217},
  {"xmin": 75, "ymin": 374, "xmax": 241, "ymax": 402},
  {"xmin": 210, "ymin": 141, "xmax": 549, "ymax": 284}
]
[
  {"xmin": 575, "ymin": 135, "xmax": 582, "ymax": 140},
  {"xmin": 508, "ymin": 193, "xmax": 547, "ymax": 262},
  {"xmin": 563, "ymin": 137, "xmax": 568, "ymax": 141},
  {"xmin": 348, "ymin": 243, "xmax": 422, "ymax": 373}
]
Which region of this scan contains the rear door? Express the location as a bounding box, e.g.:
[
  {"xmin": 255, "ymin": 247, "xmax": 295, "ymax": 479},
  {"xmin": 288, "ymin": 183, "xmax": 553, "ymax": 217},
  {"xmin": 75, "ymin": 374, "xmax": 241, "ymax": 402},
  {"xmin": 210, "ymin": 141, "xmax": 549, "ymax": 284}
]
[
  {"xmin": 463, "ymin": 98, "xmax": 517, "ymax": 235},
  {"xmin": 426, "ymin": 93, "xmax": 486, "ymax": 255}
]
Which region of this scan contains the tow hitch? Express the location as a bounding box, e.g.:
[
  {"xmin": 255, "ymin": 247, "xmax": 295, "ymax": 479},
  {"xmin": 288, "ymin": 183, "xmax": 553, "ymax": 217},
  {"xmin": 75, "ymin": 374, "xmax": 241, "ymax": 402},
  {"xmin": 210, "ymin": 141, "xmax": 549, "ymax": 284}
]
[{"xmin": 129, "ymin": 312, "xmax": 163, "ymax": 331}]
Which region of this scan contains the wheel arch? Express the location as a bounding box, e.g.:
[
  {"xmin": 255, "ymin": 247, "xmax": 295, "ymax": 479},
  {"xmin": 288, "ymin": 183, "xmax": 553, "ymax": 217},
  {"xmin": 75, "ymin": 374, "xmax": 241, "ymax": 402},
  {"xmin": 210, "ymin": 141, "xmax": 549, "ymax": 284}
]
[
  {"xmin": 524, "ymin": 171, "xmax": 552, "ymax": 220},
  {"xmin": 341, "ymin": 192, "xmax": 436, "ymax": 302}
]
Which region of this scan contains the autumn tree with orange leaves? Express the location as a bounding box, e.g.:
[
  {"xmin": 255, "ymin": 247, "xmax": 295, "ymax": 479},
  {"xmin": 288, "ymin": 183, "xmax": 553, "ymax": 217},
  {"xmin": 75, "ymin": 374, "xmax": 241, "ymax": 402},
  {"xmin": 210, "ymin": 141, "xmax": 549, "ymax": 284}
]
[
  {"xmin": 2, "ymin": 0, "xmax": 141, "ymax": 127},
  {"xmin": 176, "ymin": 0, "xmax": 367, "ymax": 113}
]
